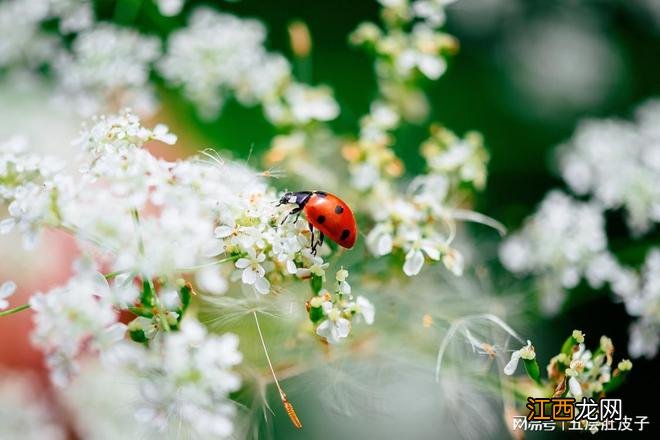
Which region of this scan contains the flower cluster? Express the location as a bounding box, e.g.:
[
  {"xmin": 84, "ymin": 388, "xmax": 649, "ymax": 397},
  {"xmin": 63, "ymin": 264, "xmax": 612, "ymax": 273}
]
[
  {"xmin": 0, "ymin": 0, "xmax": 58, "ymax": 70},
  {"xmin": 500, "ymin": 191, "xmax": 608, "ymax": 313},
  {"xmin": 0, "ymin": 0, "xmax": 95, "ymax": 71},
  {"xmin": 351, "ymin": 0, "xmax": 459, "ymax": 122},
  {"xmin": 501, "ymin": 100, "xmax": 660, "ymax": 357},
  {"xmin": 308, "ymin": 268, "xmax": 375, "ymax": 344},
  {"xmin": 262, "ymin": 0, "xmax": 494, "ymax": 279},
  {"xmin": 363, "ymin": 126, "xmax": 492, "ymax": 276},
  {"xmin": 0, "ymin": 110, "xmax": 375, "ymax": 435},
  {"xmin": 29, "ymin": 261, "xmax": 126, "ymax": 387},
  {"xmin": 558, "ymin": 100, "xmax": 660, "ymax": 235},
  {"xmin": 158, "ymin": 8, "xmax": 291, "ymax": 118},
  {"xmin": 108, "ymin": 319, "xmax": 243, "ymax": 438},
  {"xmin": 47, "ymin": 0, "xmax": 93, "ymax": 33},
  {"xmin": 622, "ymin": 249, "xmax": 660, "ymax": 359},
  {"xmin": 0, "ymin": 135, "xmax": 66, "ymax": 248},
  {"xmin": 263, "ymin": 83, "xmax": 339, "ymax": 127},
  {"xmin": 53, "ymin": 24, "xmax": 161, "ymax": 116},
  {"xmin": 340, "ymin": 1, "xmax": 497, "ymax": 277},
  {"xmin": 1, "ymin": 2, "xmax": 340, "ymax": 122},
  {"xmin": 505, "ymin": 330, "xmax": 632, "ymax": 402}
]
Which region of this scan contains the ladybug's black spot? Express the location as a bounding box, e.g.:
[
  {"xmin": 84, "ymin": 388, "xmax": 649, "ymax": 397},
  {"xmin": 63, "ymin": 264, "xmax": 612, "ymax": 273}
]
[
  {"xmin": 317, "ymin": 215, "xmax": 326, "ymax": 224},
  {"xmin": 334, "ymin": 205, "xmax": 344, "ymax": 215},
  {"xmin": 340, "ymin": 229, "xmax": 350, "ymax": 241},
  {"xmin": 315, "ymin": 191, "xmax": 327, "ymax": 197}
]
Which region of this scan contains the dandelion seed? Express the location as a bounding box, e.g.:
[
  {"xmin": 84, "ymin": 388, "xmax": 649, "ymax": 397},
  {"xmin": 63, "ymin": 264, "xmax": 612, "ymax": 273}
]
[{"xmin": 253, "ymin": 311, "xmax": 302, "ymax": 430}]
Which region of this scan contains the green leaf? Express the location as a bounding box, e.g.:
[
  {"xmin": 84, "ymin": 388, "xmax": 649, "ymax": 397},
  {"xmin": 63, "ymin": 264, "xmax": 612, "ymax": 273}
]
[
  {"xmin": 603, "ymin": 371, "xmax": 630, "ymax": 393},
  {"xmin": 129, "ymin": 328, "xmax": 147, "ymax": 343},
  {"xmin": 141, "ymin": 279, "xmax": 154, "ymax": 308},
  {"xmin": 524, "ymin": 358, "xmax": 542, "ymax": 385},
  {"xmin": 179, "ymin": 283, "xmax": 192, "ymax": 319},
  {"xmin": 561, "ymin": 336, "xmax": 576, "ymax": 357},
  {"xmin": 310, "ymin": 275, "xmax": 323, "ymax": 295},
  {"xmin": 309, "ymin": 305, "xmax": 324, "ymax": 323}
]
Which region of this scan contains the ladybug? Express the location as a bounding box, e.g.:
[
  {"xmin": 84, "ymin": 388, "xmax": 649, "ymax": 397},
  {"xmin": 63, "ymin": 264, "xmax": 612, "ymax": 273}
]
[{"xmin": 278, "ymin": 191, "xmax": 357, "ymax": 254}]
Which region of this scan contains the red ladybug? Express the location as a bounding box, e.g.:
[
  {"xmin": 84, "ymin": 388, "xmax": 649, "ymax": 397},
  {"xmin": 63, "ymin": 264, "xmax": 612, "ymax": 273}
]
[{"xmin": 278, "ymin": 191, "xmax": 357, "ymax": 254}]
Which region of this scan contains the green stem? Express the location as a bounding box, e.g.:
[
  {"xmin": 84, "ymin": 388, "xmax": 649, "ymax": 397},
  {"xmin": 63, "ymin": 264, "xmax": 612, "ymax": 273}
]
[{"xmin": 0, "ymin": 303, "xmax": 30, "ymax": 317}]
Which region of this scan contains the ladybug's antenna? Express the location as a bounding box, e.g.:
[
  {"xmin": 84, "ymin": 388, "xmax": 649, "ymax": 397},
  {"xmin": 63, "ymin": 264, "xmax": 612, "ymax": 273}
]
[{"xmin": 252, "ymin": 311, "xmax": 302, "ymax": 429}]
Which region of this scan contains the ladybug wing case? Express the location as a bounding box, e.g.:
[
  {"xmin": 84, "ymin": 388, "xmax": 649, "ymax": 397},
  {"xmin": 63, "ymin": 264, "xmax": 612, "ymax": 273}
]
[{"xmin": 304, "ymin": 193, "xmax": 357, "ymax": 248}]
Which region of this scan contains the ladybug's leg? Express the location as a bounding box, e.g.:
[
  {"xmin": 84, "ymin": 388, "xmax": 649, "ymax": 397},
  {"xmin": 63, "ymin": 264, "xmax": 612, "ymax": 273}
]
[
  {"xmin": 308, "ymin": 222, "xmax": 317, "ymax": 255},
  {"xmin": 281, "ymin": 207, "xmax": 301, "ymax": 225},
  {"xmin": 318, "ymin": 233, "xmax": 325, "ymax": 251}
]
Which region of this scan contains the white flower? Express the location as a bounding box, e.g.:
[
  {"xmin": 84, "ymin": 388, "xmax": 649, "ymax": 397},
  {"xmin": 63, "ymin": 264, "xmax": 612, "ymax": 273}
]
[
  {"xmin": 354, "ymin": 123, "xmax": 488, "ymax": 277},
  {"xmin": 395, "ymin": 25, "xmax": 448, "ymax": 80},
  {"xmin": 316, "ymin": 301, "xmax": 351, "ymax": 344},
  {"xmin": 335, "ymin": 268, "xmax": 352, "ymax": 295},
  {"xmin": 0, "ymin": 135, "xmax": 67, "ymax": 248},
  {"xmin": 158, "ymin": 8, "xmax": 290, "ymax": 118},
  {"xmin": 503, "ymin": 340, "xmax": 534, "ymax": 376},
  {"xmin": 568, "ymin": 376, "xmax": 583, "ymax": 398},
  {"xmin": 264, "ymin": 83, "xmax": 340, "ymax": 126},
  {"xmin": 112, "ymin": 318, "xmax": 242, "ymax": 438},
  {"xmin": 0, "ymin": 280, "xmax": 17, "ymax": 310},
  {"xmin": 558, "ymin": 102, "xmax": 660, "ymax": 235},
  {"xmin": 366, "ymin": 224, "xmax": 394, "ymax": 256},
  {"xmin": 53, "ymin": 24, "xmax": 161, "ymax": 116},
  {"xmin": 354, "ymin": 296, "xmax": 375, "ymax": 325},
  {"xmin": 29, "ymin": 263, "xmax": 125, "ymax": 387},
  {"xmin": 235, "ymin": 249, "xmax": 270, "ymax": 294},
  {"xmin": 628, "ymin": 320, "xmax": 659, "ymax": 359},
  {"xmin": 0, "ymin": 0, "xmax": 58, "ymax": 69},
  {"xmin": 500, "ymin": 191, "xmax": 608, "ymax": 313},
  {"xmin": 49, "ymin": 0, "xmax": 94, "ymax": 33},
  {"xmin": 412, "ymin": 0, "xmax": 457, "ymax": 27}
]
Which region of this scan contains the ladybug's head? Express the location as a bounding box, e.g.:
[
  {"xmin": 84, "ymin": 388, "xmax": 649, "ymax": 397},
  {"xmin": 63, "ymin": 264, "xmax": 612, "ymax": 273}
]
[
  {"xmin": 277, "ymin": 191, "xmax": 311, "ymax": 207},
  {"xmin": 277, "ymin": 192, "xmax": 296, "ymax": 206}
]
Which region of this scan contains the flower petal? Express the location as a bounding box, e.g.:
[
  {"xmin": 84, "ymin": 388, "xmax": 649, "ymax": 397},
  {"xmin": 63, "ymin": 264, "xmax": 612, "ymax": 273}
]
[
  {"xmin": 242, "ymin": 268, "xmax": 256, "ymax": 284},
  {"xmin": 235, "ymin": 258, "xmax": 250, "ymax": 269},
  {"xmin": 568, "ymin": 376, "xmax": 583, "ymax": 398},
  {"xmin": 403, "ymin": 249, "xmax": 425, "ymax": 276},
  {"xmin": 503, "ymin": 350, "xmax": 522, "ymax": 376},
  {"xmin": 254, "ymin": 276, "xmax": 270, "ymax": 295}
]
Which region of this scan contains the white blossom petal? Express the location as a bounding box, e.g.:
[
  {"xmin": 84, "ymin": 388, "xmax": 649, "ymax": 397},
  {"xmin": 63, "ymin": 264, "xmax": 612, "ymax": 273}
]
[{"xmin": 403, "ymin": 249, "xmax": 425, "ymax": 276}]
